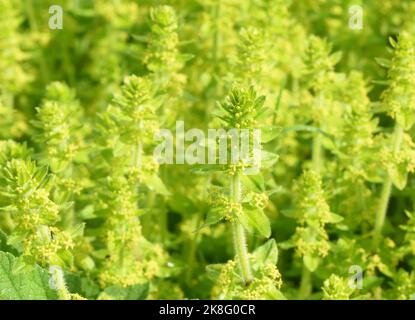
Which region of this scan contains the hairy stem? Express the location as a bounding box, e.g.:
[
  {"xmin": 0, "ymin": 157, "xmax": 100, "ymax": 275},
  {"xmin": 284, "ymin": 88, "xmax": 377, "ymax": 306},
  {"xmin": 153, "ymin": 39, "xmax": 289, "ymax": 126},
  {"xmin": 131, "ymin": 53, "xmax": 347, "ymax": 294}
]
[
  {"xmin": 231, "ymin": 173, "xmax": 253, "ymax": 284},
  {"xmin": 373, "ymin": 124, "xmax": 404, "ymax": 247}
]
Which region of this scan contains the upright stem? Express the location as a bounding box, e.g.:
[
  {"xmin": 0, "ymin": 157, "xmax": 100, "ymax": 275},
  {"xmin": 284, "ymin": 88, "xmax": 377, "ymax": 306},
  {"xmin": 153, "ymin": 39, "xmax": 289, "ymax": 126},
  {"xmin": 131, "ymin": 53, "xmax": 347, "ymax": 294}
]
[
  {"xmin": 25, "ymin": 0, "xmax": 49, "ymax": 86},
  {"xmin": 61, "ymin": 167, "xmax": 75, "ymax": 230},
  {"xmin": 133, "ymin": 141, "xmax": 142, "ymax": 168},
  {"xmin": 312, "ymin": 132, "xmax": 323, "ymax": 173},
  {"xmin": 312, "ymin": 91, "xmax": 324, "ymax": 173},
  {"xmin": 299, "ymin": 98, "xmax": 325, "ymax": 298},
  {"xmin": 231, "ymin": 173, "xmax": 253, "ymax": 284},
  {"xmin": 185, "ymin": 214, "xmax": 201, "ymax": 284},
  {"xmin": 205, "ymin": 3, "xmax": 221, "ymax": 125},
  {"xmin": 373, "ymin": 124, "xmax": 404, "ymax": 247},
  {"xmin": 212, "ymin": 3, "xmax": 220, "ymax": 68},
  {"xmin": 298, "ymin": 265, "xmax": 311, "ymax": 300},
  {"xmin": 142, "ymin": 191, "xmax": 155, "ymax": 238}
]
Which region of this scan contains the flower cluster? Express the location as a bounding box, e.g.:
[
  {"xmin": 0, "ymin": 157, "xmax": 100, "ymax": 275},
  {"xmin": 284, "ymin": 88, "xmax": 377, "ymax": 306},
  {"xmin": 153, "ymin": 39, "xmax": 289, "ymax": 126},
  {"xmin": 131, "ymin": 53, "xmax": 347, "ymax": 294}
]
[
  {"xmin": 322, "ymin": 274, "xmax": 355, "ymax": 300},
  {"xmin": 283, "ymin": 170, "xmax": 341, "ymax": 271},
  {"xmin": 0, "ymin": 155, "xmax": 75, "ymax": 267},
  {"xmin": 381, "ymin": 33, "xmax": 415, "ymax": 130}
]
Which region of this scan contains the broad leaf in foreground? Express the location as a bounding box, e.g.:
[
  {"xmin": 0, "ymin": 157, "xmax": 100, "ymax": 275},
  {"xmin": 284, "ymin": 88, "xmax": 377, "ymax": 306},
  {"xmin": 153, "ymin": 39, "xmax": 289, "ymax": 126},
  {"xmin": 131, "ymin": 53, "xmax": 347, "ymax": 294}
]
[{"xmin": 0, "ymin": 251, "xmax": 58, "ymax": 300}]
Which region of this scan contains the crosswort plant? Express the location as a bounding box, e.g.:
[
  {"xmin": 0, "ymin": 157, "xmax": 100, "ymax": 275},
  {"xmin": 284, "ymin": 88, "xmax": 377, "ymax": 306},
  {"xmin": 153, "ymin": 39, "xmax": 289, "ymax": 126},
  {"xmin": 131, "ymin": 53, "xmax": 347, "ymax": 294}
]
[{"xmin": 0, "ymin": 0, "xmax": 415, "ymax": 301}]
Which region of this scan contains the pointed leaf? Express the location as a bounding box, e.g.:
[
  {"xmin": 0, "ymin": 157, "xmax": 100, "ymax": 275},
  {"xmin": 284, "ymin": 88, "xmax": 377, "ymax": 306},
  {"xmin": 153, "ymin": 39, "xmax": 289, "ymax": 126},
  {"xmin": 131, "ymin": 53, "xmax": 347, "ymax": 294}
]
[
  {"xmin": 304, "ymin": 254, "xmax": 320, "ymax": 272},
  {"xmin": 253, "ymin": 239, "xmax": 278, "ymax": 265},
  {"xmin": 260, "ymin": 151, "xmax": 279, "ymax": 169},
  {"xmin": 142, "ymin": 174, "xmax": 170, "ymax": 195},
  {"xmin": 261, "ymin": 126, "xmax": 282, "ymax": 143},
  {"xmin": 197, "ymin": 207, "xmax": 224, "ymax": 231},
  {"xmin": 237, "ymin": 208, "xmax": 271, "ymax": 238},
  {"xmin": 375, "ymin": 57, "xmax": 391, "ymax": 69},
  {"xmin": 326, "ymin": 213, "xmax": 344, "ymax": 224}
]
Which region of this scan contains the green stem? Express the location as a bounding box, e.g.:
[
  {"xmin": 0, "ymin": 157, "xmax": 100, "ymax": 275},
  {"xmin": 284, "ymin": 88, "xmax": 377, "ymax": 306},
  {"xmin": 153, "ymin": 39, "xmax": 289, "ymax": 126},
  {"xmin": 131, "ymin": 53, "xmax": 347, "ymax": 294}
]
[
  {"xmin": 61, "ymin": 167, "xmax": 75, "ymax": 230},
  {"xmin": 311, "ymin": 92, "xmax": 325, "ymax": 174},
  {"xmin": 373, "ymin": 124, "xmax": 404, "ymax": 247},
  {"xmin": 185, "ymin": 214, "xmax": 201, "ymax": 285},
  {"xmin": 61, "ymin": 38, "xmax": 76, "ymax": 87},
  {"xmin": 231, "ymin": 173, "xmax": 253, "ymax": 284},
  {"xmin": 142, "ymin": 191, "xmax": 155, "ymax": 239},
  {"xmin": 159, "ymin": 207, "xmax": 168, "ymax": 244},
  {"xmin": 25, "ymin": 0, "xmax": 49, "ymax": 85},
  {"xmin": 212, "ymin": 3, "xmax": 220, "ymax": 67},
  {"xmin": 299, "ymin": 111, "xmax": 325, "ymax": 298},
  {"xmin": 208, "ymin": 2, "xmax": 221, "ymax": 124},
  {"xmin": 312, "ymin": 132, "xmax": 323, "ymax": 174},
  {"xmin": 312, "ymin": 92, "xmax": 324, "ymax": 174},
  {"xmin": 133, "ymin": 141, "xmax": 142, "ymax": 168},
  {"xmin": 298, "ymin": 265, "xmax": 312, "ymax": 300}
]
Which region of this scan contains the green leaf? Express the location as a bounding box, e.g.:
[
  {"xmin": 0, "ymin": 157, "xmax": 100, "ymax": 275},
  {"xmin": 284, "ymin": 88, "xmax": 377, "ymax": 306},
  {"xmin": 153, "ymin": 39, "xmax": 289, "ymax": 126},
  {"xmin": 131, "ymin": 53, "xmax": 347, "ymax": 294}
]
[
  {"xmin": 101, "ymin": 283, "xmax": 149, "ymax": 300},
  {"xmin": 65, "ymin": 272, "xmax": 100, "ymax": 299},
  {"xmin": 371, "ymin": 79, "xmax": 389, "ymax": 86},
  {"xmin": 179, "ymin": 53, "xmax": 195, "ymax": 63},
  {"xmin": 278, "ymin": 239, "xmax": 295, "ymax": 250},
  {"xmin": 260, "ymin": 151, "xmax": 279, "ymax": 169},
  {"xmin": 254, "ymin": 95, "xmax": 266, "ymax": 109},
  {"xmin": 237, "ymin": 208, "xmax": 271, "ymax": 238},
  {"xmin": 261, "ymin": 126, "xmax": 282, "ymax": 143},
  {"xmin": 253, "ymin": 239, "xmax": 278, "ymax": 265},
  {"xmin": 0, "ymin": 251, "xmax": 58, "ymax": 300},
  {"xmin": 283, "ymin": 125, "xmax": 334, "ymax": 141},
  {"xmin": 33, "ymin": 165, "xmax": 49, "ymax": 186},
  {"xmin": 192, "ymin": 164, "xmax": 225, "ymax": 175},
  {"xmin": 206, "ymin": 264, "xmax": 226, "ymax": 281},
  {"xmin": 378, "ymin": 263, "xmax": 394, "ymax": 278},
  {"xmin": 0, "ymin": 230, "xmax": 17, "ymax": 255},
  {"xmin": 375, "ymin": 57, "xmax": 391, "ymax": 68},
  {"xmin": 281, "ymin": 209, "xmax": 300, "ymax": 219},
  {"xmin": 142, "ymin": 174, "xmax": 170, "ymax": 195},
  {"xmin": 303, "ymin": 254, "xmax": 320, "ymax": 272},
  {"xmin": 389, "ymin": 36, "xmax": 398, "ymax": 48},
  {"xmin": 265, "ymin": 287, "xmax": 286, "ymax": 300},
  {"xmin": 79, "ymin": 205, "xmax": 96, "ymax": 220},
  {"xmin": 68, "ymin": 223, "xmax": 85, "ymax": 238},
  {"xmin": 197, "ymin": 207, "xmax": 224, "ymax": 231},
  {"xmin": 241, "ymin": 173, "xmax": 265, "ymax": 192},
  {"xmin": 326, "ymin": 213, "xmax": 344, "ymax": 224},
  {"xmin": 329, "ymin": 51, "xmax": 342, "ymax": 66},
  {"xmin": 168, "ymin": 193, "xmax": 197, "ymax": 215},
  {"xmin": 389, "ymin": 164, "xmax": 408, "ymax": 190}
]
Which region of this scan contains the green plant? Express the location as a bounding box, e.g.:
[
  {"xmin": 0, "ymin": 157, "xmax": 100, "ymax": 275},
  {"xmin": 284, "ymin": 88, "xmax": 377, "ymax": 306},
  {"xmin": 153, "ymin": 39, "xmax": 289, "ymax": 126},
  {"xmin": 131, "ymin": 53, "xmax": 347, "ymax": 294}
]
[{"xmin": 1, "ymin": 0, "xmax": 415, "ymax": 301}]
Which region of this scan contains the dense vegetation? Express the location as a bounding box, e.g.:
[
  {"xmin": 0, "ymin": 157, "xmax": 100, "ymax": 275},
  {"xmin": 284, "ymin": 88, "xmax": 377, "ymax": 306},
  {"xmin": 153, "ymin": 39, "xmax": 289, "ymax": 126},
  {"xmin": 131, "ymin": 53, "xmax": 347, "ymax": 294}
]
[{"xmin": 0, "ymin": 0, "xmax": 415, "ymax": 300}]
